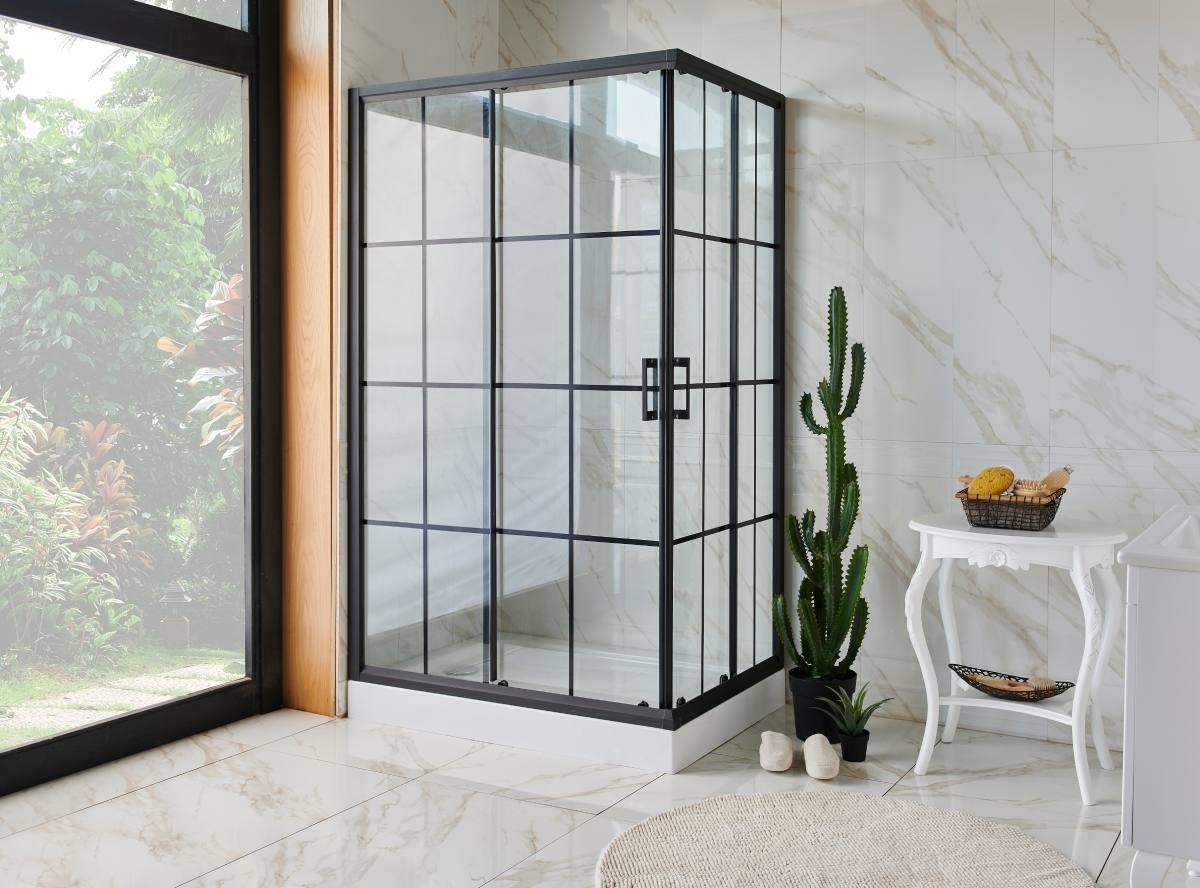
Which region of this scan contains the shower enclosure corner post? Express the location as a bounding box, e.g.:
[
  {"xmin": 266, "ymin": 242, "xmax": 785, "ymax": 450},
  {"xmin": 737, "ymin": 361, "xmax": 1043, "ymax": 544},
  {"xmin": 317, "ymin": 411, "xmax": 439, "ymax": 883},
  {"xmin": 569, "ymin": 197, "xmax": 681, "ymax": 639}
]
[
  {"xmin": 772, "ymin": 99, "xmax": 785, "ymax": 662},
  {"xmin": 658, "ymin": 66, "xmax": 675, "ymax": 712}
]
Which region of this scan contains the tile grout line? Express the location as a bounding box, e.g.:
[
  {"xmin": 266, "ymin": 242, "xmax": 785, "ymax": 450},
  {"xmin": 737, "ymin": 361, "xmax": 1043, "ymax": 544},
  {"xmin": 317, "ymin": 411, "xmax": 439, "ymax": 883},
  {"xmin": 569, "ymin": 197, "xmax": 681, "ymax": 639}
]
[
  {"xmin": 168, "ymin": 778, "xmax": 414, "ymax": 888},
  {"xmin": 1094, "ymin": 831, "xmax": 1121, "ymax": 885},
  {"xmin": 0, "ymin": 714, "xmax": 334, "ymax": 843}
]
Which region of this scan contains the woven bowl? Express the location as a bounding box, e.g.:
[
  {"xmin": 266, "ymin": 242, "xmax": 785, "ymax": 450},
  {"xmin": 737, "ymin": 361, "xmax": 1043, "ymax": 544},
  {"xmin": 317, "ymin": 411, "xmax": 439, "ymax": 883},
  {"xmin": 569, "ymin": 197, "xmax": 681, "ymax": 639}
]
[{"xmin": 949, "ymin": 664, "xmax": 1073, "ymax": 703}]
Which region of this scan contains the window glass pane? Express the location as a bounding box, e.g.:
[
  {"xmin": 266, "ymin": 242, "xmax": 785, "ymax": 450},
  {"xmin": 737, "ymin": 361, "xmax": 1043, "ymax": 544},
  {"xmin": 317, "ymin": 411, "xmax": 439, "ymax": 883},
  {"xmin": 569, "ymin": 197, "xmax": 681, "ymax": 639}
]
[
  {"xmin": 425, "ymin": 531, "xmax": 490, "ymax": 680},
  {"xmin": 575, "ymin": 236, "xmax": 660, "ymax": 387},
  {"xmin": 498, "ymin": 536, "xmax": 568, "ymax": 695},
  {"xmin": 499, "ymin": 390, "xmax": 569, "ymax": 534},
  {"xmin": 705, "ymin": 84, "xmax": 732, "ymax": 238},
  {"xmin": 672, "ymin": 538, "xmax": 702, "ymax": 702},
  {"xmin": 575, "ymin": 391, "xmax": 659, "ymax": 542},
  {"xmin": 364, "ymin": 246, "xmax": 422, "ymax": 382},
  {"xmin": 673, "ymin": 73, "xmax": 703, "ymax": 233},
  {"xmin": 133, "ymin": 0, "xmax": 241, "ymax": 30},
  {"xmin": 703, "ymin": 530, "xmax": 730, "ymax": 689},
  {"xmin": 0, "ymin": 18, "xmax": 247, "ymax": 750},
  {"xmin": 364, "ymin": 526, "xmax": 423, "ymax": 670},
  {"xmin": 364, "ymin": 388, "xmax": 423, "ymax": 524},
  {"xmin": 499, "ymin": 241, "xmax": 568, "ymax": 385},
  {"xmin": 756, "ymin": 102, "xmax": 776, "ymax": 244},
  {"xmin": 427, "ymin": 389, "xmax": 489, "ymax": 528},
  {"xmin": 426, "ymin": 242, "xmax": 490, "ymax": 384},
  {"xmin": 427, "ymin": 92, "xmax": 489, "ymax": 239}
]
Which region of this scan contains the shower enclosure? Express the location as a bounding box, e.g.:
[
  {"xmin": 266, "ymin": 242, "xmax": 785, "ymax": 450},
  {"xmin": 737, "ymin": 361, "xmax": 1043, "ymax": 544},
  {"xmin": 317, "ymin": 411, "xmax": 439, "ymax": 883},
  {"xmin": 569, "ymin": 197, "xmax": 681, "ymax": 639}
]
[{"xmin": 348, "ymin": 50, "xmax": 783, "ymax": 743}]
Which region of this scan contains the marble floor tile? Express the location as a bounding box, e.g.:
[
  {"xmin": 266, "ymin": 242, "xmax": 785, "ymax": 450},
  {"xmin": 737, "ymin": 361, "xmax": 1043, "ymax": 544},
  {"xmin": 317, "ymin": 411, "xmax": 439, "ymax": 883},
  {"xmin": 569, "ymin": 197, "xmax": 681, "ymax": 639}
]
[
  {"xmin": 264, "ymin": 717, "xmax": 484, "ymax": 778},
  {"xmin": 606, "ymin": 751, "xmax": 890, "ymax": 822},
  {"xmin": 712, "ymin": 709, "xmax": 925, "ymax": 787},
  {"xmin": 199, "ymin": 708, "xmax": 333, "ymax": 749},
  {"xmin": 183, "ymin": 775, "xmax": 588, "ymax": 888},
  {"xmin": 888, "ymin": 727, "xmax": 1123, "ymax": 877},
  {"xmin": 1098, "ymin": 840, "xmax": 1198, "ymax": 887},
  {"xmin": 427, "ymin": 743, "xmax": 657, "ymax": 814},
  {"xmin": 485, "ymin": 814, "xmax": 637, "ymax": 888},
  {"xmin": 0, "ymin": 748, "xmax": 399, "ymax": 888}
]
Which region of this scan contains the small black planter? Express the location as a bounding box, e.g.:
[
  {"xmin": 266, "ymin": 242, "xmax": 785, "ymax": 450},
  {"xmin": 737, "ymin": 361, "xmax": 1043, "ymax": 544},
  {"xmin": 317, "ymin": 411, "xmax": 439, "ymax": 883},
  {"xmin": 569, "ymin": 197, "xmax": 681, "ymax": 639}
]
[
  {"xmin": 787, "ymin": 668, "xmax": 857, "ymax": 743},
  {"xmin": 839, "ymin": 730, "xmax": 870, "ymax": 762}
]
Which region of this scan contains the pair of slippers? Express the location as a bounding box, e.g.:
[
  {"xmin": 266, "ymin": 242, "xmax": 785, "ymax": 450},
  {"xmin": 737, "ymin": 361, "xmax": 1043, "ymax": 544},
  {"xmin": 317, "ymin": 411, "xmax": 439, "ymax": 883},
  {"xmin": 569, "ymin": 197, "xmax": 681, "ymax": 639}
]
[{"xmin": 758, "ymin": 730, "xmax": 840, "ymax": 779}]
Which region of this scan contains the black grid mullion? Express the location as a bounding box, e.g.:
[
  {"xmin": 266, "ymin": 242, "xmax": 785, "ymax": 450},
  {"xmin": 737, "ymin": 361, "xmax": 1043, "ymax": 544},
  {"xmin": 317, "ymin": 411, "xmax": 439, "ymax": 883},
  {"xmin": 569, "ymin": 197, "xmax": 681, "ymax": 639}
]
[
  {"xmin": 728, "ymin": 91, "xmax": 738, "ymax": 683},
  {"xmin": 698, "ymin": 79, "xmax": 706, "ymax": 697},
  {"xmin": 487, "ymin": 89, "xmax": 499, "ymax": 682},
  {"xmin": 420, "ymin": 96, "xmax": 430, "ymax": 676},
  {"xmin": 567, "ymin": 79, "xmax": 576, "ymax": 698}
]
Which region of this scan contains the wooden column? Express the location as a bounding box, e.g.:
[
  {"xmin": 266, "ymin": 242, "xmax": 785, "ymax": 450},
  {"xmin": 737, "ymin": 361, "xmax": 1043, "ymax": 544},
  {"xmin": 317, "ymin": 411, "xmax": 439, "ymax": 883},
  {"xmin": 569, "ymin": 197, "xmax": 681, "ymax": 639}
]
[{"xmin": 280, "ymin": 0, "xmax": 338, "ymax": 715}]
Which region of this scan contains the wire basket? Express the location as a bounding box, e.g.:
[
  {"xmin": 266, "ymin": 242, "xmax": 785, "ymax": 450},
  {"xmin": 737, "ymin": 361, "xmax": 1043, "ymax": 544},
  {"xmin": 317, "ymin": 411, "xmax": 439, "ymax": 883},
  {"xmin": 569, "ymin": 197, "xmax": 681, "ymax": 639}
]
[
  {"xmin": 949, "ymin": 664, "xmax": 1073, "ymax": 703},
  {"xmin": 955, "ymin": 487, "xmax": 1065, "ymax": 531}
]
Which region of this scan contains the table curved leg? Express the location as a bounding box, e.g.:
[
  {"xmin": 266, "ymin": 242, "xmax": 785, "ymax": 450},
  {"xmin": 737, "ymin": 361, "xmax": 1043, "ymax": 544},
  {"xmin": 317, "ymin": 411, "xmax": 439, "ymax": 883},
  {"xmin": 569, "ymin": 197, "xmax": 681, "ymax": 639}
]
[
  {"xmin": 905, "ymin": 547, "xmax": 941, "ymax": 775},
  {"xmin": 1129, "ymin": 850, "xmax": 1173, "ymax": 888},
  {"xmin": 1092, "ymin": 566, "xmax": 1122, "ymax": 771},
  {"xmin": 937, "ymin": 558, "xmax": 962, "ymax": 744},
  {"xmin": 1069, "ymin": 557, "xmax": 1101, "ymax": 806}
]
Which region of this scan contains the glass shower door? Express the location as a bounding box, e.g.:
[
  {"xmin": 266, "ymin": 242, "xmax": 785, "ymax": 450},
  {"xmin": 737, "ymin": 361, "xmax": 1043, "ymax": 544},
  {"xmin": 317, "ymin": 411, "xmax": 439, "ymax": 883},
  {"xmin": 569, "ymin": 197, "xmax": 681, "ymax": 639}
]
[{"xmin": 495, "ymin": 72, "xmax": 663, "ymax": 706}]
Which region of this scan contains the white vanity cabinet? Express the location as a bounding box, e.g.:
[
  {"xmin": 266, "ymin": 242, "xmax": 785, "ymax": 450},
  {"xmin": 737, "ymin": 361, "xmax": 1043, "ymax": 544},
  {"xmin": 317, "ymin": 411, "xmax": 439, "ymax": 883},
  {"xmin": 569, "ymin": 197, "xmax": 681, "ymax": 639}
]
[{"xmin": 1118, "ymin": 505, "xmax": 1200, "ymax": 888}]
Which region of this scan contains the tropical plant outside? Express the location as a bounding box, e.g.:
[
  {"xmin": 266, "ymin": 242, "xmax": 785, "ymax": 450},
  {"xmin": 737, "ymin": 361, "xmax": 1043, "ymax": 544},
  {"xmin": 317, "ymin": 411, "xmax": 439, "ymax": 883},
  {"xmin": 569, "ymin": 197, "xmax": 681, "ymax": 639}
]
[{"xmin": 0, "ymin": 16, "xmax": 248, "ymax": 742}]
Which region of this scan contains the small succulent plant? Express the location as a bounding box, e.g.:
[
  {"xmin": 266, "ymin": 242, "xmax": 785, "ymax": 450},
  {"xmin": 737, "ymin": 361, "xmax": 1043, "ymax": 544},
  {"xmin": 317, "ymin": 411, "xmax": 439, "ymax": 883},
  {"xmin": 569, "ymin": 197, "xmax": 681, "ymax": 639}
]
[{"xmin": 816, "ymin": 682, "xmax": 892, "ymax": 737}]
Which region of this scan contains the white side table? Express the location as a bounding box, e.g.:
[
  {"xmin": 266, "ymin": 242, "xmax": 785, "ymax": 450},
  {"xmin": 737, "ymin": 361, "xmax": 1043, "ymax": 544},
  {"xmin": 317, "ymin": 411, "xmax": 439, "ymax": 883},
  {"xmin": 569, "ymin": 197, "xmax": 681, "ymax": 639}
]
[{"xmin": 904, "ymin": 513, "xmax": 1127, "ymax": 806}]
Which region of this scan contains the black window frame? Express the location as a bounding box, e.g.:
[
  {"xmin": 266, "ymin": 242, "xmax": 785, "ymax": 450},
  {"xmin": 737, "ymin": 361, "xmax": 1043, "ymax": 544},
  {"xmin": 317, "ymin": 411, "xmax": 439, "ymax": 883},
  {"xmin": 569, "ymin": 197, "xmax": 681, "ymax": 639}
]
[{"xmin": 0, "ymin": 0, "xmax": 282, "ymax": 795}]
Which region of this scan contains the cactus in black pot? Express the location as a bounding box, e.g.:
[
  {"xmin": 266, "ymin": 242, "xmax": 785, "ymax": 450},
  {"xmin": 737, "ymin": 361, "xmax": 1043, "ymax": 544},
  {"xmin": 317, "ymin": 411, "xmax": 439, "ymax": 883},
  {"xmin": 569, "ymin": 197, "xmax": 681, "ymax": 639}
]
[{"xmin": 774, "ymin": 285, "xmax": 870, "ymax": 742}]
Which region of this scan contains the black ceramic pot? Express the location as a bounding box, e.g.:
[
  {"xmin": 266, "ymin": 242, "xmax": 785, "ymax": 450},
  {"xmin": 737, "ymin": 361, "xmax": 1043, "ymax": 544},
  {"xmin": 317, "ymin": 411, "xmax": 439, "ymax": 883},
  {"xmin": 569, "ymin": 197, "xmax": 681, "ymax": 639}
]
[
  {"xmin": 787, "ymin": 668, "xmax": 857, "ymax": 743},
  {"xmin": 839, "ymin": 730, "xmax": 870, "ymax": 762}
]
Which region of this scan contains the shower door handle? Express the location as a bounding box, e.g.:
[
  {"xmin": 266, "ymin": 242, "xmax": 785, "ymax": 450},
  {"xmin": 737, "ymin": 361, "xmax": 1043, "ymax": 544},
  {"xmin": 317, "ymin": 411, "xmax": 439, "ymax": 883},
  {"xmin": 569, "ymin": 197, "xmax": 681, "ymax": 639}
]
[
  {"xmin": 673, "ymin": 357, "xmax": 691, "ymax": 420},
  {"xmin": 641, "ymin": 358, "xmax": 659, "ymax": 421}
]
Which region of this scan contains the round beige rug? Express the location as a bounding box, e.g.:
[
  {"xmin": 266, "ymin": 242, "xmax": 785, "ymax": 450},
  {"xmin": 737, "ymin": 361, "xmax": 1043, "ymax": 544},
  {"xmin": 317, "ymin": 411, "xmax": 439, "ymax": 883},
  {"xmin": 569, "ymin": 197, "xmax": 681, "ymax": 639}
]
[{"xmin": 595, "ymin": 791, "xmax": 1095, "ymax": 888}]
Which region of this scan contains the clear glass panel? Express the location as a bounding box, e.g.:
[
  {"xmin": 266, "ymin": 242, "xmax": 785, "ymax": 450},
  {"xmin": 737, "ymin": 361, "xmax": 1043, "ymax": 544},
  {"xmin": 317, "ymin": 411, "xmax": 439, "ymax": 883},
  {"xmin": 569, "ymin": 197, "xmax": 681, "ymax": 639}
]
[
  {"xmin": 575, "ymin": 236, "xmax": 660, "ymax": 387},
  {"xmin": 574, "ymin": 72, "xmax": 661, "ymax": 233},
  {"xmin": 427, "ymin": 92, "xmax": 490, "ymax": 240},
  {"xmin": 425, "ymin": 531, "xmax": 489, "ymax": 680},
  {"xmin": 575, "ymin": 391, "xmax": 659, "ymax": 542},
  {"xmin": 737, "ymin": 100, "xmax": 757, "ymax": 239},
  {"xmin": 499, "ymin": 390, "xmax": 569, "ymax": 534},
  {"xmin": 737, "ymin": 385, "xmax": 755, "ymax": 523},
  {"xmin": 497, "ymin": 83, "xmax": 570, "ymax": 236},
  {"xmin": 498, "ymin": 535, "xmax": 568, "ymax": 694},
  {"xmin": 704, "ymin": 387, "xmax": 730, "ymax": 530},
  {"xmin": 755, "ymin": 522, "xmax": 775, "ymax": 661},
  {"xmin": 672, "ymin": 538, "xmax": 703, "ymax": 702},
  {"xmin": 736, "ymin": 524, "xmax": 755, "ymax": 673},
  {"xmin": 364, "ymin": 388, "xmax": 423, "ymax": 523},
  {"xmin": 0, "ymin": 18, "xmax": 247, "ymax": 750},
  {"xmin": 673, "ymin": 73, "xmax": 704, "ymax": 233},
  {"xmin": 703, "ymin": 531, "xmax": 730, "ymax": 689},
  {"xmin": 704, "ymin": 241, "xmax": 731, "ymax": 383},
  {"xmin": 674, "ymin": 387, "xmax": 703, "ymax": 539},
  {"xmin": 756, "ymin": 246, "xmax": 774, "ymax": 380},
  {"xmin": 756, "ymin": 384, "xmax": 775, "ymax": 517},
  {"xmin": 365, "ymin": 246, "xmax": 422, "ymax": 382},
  {"xmin": 364, "ymin": 525, "xmax": 423, "ymax": 670},
  {"xmin": 365, "ymin": 99, "xmax": 422, "ymax": 243},
  {"xmin": 426, "ymin": 242, "xmax": 490, "ymax": 383},
  {"xmin": 705, "ymin": 84, "xmax": 732, "ymax": 238},
  {"xmin": 499, "ymin": 240, "xmax": 568, "ymax": 385},
  {"xmin": 132, "ymin": 0, "xmax": 241, "ymax": 29},
  {"xmin": 756, "ymin": 102, "xmax": 776, "ymax": 245},
  {"xmin": 574, "ymin": 541, "xmax": 659, "ymax": 705},
  {"xmin": 427, "ymin": 388, "xmax": 489, "ymax": 528},
  {"xmin": 737, "ymin": 243, "xmax": 755, "ymax": 381},
  {"xmin": 673, "ymin": 235, "xmax": 704, "ymax": 373}
]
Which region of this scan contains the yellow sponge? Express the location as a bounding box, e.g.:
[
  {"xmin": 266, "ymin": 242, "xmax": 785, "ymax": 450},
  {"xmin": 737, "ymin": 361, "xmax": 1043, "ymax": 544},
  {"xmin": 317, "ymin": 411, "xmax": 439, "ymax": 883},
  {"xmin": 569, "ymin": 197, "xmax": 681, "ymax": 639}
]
[{"xmin": 967, "ymin": 466, "xmax": 1014, "ymax": 496}]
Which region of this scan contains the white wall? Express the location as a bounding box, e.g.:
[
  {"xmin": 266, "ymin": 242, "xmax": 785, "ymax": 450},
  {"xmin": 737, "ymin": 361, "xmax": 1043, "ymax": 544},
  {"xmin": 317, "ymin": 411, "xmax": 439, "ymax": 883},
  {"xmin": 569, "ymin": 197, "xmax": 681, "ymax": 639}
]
[{"xmin": 340, "ymin": 0, "xmax": 1200, "ymax": 743}]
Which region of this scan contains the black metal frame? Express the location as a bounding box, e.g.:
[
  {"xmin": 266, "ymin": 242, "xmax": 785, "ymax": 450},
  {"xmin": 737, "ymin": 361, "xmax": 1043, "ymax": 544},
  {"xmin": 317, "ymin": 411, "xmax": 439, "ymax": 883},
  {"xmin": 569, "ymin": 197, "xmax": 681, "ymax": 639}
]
[
  {"xmin": 0, "ymin": 0, "xmax": 282, "ymax": 794},
  {"xmin": 348, "ymin": 50, "xmax": 782, "ymax": 731}
]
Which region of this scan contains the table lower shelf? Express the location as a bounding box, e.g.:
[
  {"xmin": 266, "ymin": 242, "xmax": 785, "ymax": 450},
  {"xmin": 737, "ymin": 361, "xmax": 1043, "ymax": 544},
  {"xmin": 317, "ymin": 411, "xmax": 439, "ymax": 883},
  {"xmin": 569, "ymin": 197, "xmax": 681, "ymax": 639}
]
[{"xmin": 940, "ymin": 686, "xmax": 1077, "ymax": 726}]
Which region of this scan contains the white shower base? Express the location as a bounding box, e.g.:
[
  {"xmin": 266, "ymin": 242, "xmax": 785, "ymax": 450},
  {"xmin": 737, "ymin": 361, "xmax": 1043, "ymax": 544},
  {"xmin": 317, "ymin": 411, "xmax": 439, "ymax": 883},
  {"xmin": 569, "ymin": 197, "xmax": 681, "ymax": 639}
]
[{"xmin": 349, "ymin": 659, "xmax": 784, "ymax": 773}]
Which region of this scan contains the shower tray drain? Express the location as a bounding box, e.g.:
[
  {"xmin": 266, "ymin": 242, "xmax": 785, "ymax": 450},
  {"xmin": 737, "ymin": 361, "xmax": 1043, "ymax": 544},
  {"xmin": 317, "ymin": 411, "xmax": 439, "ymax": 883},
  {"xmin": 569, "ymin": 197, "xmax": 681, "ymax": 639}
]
[{"xmin": 443, "ymin": 663, "xmax": 479, "ymax": 677}]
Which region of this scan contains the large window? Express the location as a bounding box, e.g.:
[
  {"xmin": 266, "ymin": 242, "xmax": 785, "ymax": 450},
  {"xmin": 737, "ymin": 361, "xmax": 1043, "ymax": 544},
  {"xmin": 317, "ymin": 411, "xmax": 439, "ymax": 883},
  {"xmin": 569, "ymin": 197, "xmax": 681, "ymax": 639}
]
[{"xmin": 0, "ymin": 0, "xmax": 279, "ymax": 793}]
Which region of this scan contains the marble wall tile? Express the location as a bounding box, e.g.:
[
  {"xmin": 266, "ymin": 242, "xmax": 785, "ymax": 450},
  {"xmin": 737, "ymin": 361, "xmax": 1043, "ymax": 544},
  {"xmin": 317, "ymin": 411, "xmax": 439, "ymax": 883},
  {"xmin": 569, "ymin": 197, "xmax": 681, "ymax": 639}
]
[
  {"xmin": 782, "ymin": 0, "xmax": 866, "ymax": 167},
  {"xmin": 1154, "ymin": 140, "xmax": 1200, "ymax": 450},
  {"xmin": 626, "ymin": 0, "xmax": 703, "ymax": 56},
  {"xmin": 952, "ymin": 152, "xmax": 1052, "ymax": 446},
  {"xmin": 1050, "ymin": 144, "xmax": 1156, "ymax": 450},
  {"xmin": 785, "ymin": 164, "xmax": 866, "ymax": 442},
  {"xmin": 862, "ymin": 158, "xmax": 956, "ymax": 443},
  {"xmin": 863, "ymin": 0, "xmax": 958, "ymax": 163},
  {"xmin": 954, "ymin": 0, "xmax": 1054, "ymax": 156},
  {"xmin": 1052, "ymin": 0, "xmax": 1157, "ymax": 150},
  {"xmin": 1158, "ymin": 0, "xmax": 1200, "ymax": 142},
  {"xmin": 342, "ymin": 0, "xmax": 499, "ymax": 88}
]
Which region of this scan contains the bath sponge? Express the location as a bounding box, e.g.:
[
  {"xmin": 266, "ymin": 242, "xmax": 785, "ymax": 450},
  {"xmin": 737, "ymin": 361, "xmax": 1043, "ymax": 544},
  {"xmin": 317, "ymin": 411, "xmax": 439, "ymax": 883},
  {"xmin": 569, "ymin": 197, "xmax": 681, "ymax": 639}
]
[{"xmin": 967, "ymin": 466, "xmax": 1014, "ymax": 497}]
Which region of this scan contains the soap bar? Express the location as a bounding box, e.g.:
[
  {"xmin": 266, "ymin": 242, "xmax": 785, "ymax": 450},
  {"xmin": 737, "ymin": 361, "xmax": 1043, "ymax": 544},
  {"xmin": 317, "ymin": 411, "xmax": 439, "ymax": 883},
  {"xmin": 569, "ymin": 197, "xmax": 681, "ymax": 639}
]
[
  {"xmin": 759, "ymin": 731, "xmax": 794, "ymax": 772},
  {"xmin": 802, "ymin": 733, "xmax": 840, "ymax": 780}
]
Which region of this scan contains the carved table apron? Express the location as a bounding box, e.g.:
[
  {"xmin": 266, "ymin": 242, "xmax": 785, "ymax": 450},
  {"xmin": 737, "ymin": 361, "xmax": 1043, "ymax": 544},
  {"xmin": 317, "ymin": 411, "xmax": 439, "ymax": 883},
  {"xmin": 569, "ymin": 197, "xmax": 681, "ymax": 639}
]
[{"xmin": 904, "ymin": 513, "xmax": 1128, "ymax": 806}]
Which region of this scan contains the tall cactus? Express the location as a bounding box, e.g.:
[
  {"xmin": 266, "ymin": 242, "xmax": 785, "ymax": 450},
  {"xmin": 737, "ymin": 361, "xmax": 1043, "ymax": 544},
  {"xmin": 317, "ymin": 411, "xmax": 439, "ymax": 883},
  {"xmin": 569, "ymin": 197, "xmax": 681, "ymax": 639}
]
[{"xmin": 773, "ymin": 286, "xmax": 869, "ymax": 678}]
